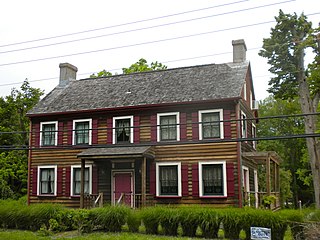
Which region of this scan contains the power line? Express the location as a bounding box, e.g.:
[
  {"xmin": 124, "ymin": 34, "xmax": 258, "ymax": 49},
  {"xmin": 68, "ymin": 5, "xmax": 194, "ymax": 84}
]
[{"xmin": 0, "ymin": 0, "xmax": 294, "ymax": 55}]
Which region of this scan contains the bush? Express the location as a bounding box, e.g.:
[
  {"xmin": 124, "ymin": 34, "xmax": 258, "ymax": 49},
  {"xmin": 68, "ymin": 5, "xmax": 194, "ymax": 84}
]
[
  {"xmin": 199, "ymin": 208, "xmax": 222, "ymax": 239},
  {"xmin": 179, "ymin": 206, "xmax": 201, "ymax": 237},
  {"xmin": 127, "ymin": 210, "xmax": 141, "ymax": 233},
  {"xmin": 72, "ymin": 208, "xmax": 93, "ymax": 233},
  {"xmin": 159, "ymin": 207, "xmax": 179, "ymax": 236},
  {"xmin": 221, "ymin": 208, "xmax": 243, "ymax": 239},
  {"xmin": 140, "ymin": 207, "xmax": 162, "ymax": 234}
]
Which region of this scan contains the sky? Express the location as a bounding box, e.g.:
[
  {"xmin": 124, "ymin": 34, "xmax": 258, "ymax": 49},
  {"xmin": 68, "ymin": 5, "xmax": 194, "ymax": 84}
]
[{"xmin": 0, "ymin": 0, "xmax": 319, "ymax": 100}]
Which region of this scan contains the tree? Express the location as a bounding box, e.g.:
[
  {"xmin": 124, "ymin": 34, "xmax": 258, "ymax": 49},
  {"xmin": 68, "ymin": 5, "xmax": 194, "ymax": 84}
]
[
  {"xmin": 259, "ymin": 10, "xmax": 320, "ymax": 208},
  {"xmin": 90, "ymin": 58, "xmax": 167, "ymax": 78}
]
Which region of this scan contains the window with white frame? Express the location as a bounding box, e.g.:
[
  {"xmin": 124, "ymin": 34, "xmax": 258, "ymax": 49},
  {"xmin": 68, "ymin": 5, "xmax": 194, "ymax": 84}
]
[
  {"xmin": 156, "ymin": 162, "xmax": 181, "ymax": 196},
  {"xmin": 199, "ymin": 161, "xmax": 227, "ymax": 197},
  {"xmin": 113, "ymin": 116, "xmax": 133, "ymax": 144},
  {"xmin": 243, "ymin": 82, "xmax": 247, "ymax": 100},
  {"xmin": 199, "ymin": 109, "xmax": 224, "ymax": 140},
  {"xmin": 40, "ymin": 121, "xmax": 58, "ymax": 146},
  {"xmin": 73, "ymin": 119, "xmax": 92, "ymax": 145},
  {"xmin": 71, "ymin": 165, "xmax": 92, "ymax": 196},
  {"xmin": 157, "ymin": 112, "xmax": 180, "ymax": 142},
  {"xmin": 242, "ymin": 166, "xmax": 250, "ymax": 193},
  {"xmin": 240, "ymin": 111, "xmax": 247, "ymax": 138},
  {"xmin": 37, "ymin": 165, "xmax": 57, "ymax": 195},
  {"xmin": 252, "ymin": 124, "xmax": 257, "ymax": 149}
]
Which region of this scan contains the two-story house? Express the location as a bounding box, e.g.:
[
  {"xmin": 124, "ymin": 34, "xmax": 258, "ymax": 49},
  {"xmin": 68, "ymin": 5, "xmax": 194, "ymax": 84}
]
[{"xmin": 27, "ymin": 39, "xmax": 281, "ymax": 209}]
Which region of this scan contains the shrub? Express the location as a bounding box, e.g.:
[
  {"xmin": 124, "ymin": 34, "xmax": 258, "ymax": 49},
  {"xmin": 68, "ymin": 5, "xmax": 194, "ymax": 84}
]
[
  {"xmin": 281, "ymin": 209, "xmax": 305, "ymax": 240},
  {"xmin": 179, "ymin": 206, "xmax": 201, "ymax": 237},
  {"xmin": 198, "ymin": 208, "xmax": 222, "ymax": 239},
  {"xmin": 72, "ymin": 208, "xmax": 93, "ymax": 233},
  {"xmin": 159, "ymin": 207, "xmax": 179, "ymax": 236},
  {"xmin": 127, "ymin": 209, "xmax": 141, "ymax": 233},
  {"xmin": 221, "ymin": 208, "xmax": 243, "ymax": 239},
  {"xmin": 140, "ymin": 207, "xmax": 162, "ymax": 234}
]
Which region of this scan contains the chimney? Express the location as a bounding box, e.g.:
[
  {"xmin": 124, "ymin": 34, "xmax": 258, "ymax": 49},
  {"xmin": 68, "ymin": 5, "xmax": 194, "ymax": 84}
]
[
  {"xmin": 59, "ymin": 63, "xmax": 78, "ymax": 87},
  {"xmin": 232, "ymin": 39, "xmax": 247, "ymax": 63}
]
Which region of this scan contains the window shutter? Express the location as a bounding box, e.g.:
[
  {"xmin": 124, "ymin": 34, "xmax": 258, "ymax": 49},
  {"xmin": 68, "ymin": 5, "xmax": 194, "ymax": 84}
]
[
  {"xmin": 182, "ymin": 164, "xmax": 189, "ymax": 196},
  {"xmin": 92, "ymin": 118, "xmax": 98, "ymax": 145},
  {"xmin": 192, "ymin": 112, "xmax": 199, "ymax": 140},
  {"xmin": 149, "ymin": 163, "xmax": 156, "ymax": 195},
  {"xmin": 65, "ymin": 166, "xmax": 71, "ymax": 196},
  {"xmin": 192, "ymin": 163, "xmax": 199, "ymax": 196},
  {"xmin": 31, "ymin": 167, "xmax": 38, "ymax": 196},
  {"xmin": 58, "ymin": 122, "xmax": 64, "ymax": 146},
  {"xmin": 92, "ymin": 166, "xmax": 98, "ymax": 194},
  {"xmin": 180, "ymin": 112, "xmax": 187, "ymax": 141},
  {"xmin": 107, "ymin": 118, "xmax": 113, "ymax": 144},
  {"xmin": 224, "ymin": 110, "xmax": 231, "ymax": 139},
  {"xmin": 226, "ymin": 162, "xmax": 235, "ymax": 197},
  {"xmin": 67, "ymin": 121, "xmax": 73, "ymax": 146},
  {"xmin": 57, "ymin": 167, "xmax": 63, "ymax": 196},
  {"xmin": 34, "ymin": 123, "xmax": 40, "ymax": 147},
  {"xmin": 134, "ymin": 115, "xmax": 140, "ymax": 143},
  {"xmin": 150, "ymin": 115, "xmax": 157, "ymax": 142}
]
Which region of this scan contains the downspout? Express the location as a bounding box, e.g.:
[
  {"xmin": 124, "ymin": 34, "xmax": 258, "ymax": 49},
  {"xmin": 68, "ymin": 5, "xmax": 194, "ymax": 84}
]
[{"xmin": 236, "ymin": 100, "xmax": 243, "ymax": 207}]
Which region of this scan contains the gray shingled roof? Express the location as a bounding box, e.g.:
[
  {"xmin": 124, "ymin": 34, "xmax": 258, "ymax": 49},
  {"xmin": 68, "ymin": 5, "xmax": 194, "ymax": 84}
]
[
  {"xmin": 77, "ymin": 146, "xmax": 154, "ymax": 158},
  {"xmin": 28, "ymin": 62, "xmax": 249, "ymax": 115}
]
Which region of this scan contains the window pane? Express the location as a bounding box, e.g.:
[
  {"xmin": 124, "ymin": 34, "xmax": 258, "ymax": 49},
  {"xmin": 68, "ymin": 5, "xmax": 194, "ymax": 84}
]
[
  {"xmin": 40, "ymin": 168, "xmax": 55, "ymax": 194},
  {"xmin": 202, "ymin": 164, "xmax": 223, "ymax": 195},
  {"xmin": 202, "ymin": 112, "xmax": 220, "ymax": 139},
  {"xmin": 115, "ymin": 119, "xmax": 130, "ymax": 143},
  {"xmin": 75, "ymin": 122, "xmax": 89, "ymax": 145},
  {"xmin": 73, "ymin": 168, "xmax": 89, "ymax": 195},
  {"xmin": 160, "ymin": 115, "xmax": 177, "ymax": 141},
  {"xmin": 159, "ymin": 166, "xmax": 178, "ymax": 195},
  {"xmin": 42, "ymin": 124, "xmax": 56, "ymax": 146}
]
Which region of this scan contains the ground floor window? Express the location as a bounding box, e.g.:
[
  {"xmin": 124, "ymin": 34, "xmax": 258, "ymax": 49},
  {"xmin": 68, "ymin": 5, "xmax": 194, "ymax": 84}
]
[
  {"xmin": 156, "ymin": 162, "xmax": 181, "ymax": 197},
  {"xmin": 71, "ymin": 165, "xmax": 92, "ymax": 196},
  {"xmin": 38, "ymin": 165, "xmax": 57, "ymax": 196}
]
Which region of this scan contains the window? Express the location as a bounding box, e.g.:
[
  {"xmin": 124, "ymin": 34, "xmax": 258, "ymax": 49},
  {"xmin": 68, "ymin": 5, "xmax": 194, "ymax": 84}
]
[
  {"xmin": 71, "ymin": 165, "xmax": 92, "ymax": 196},
  {"xmin": 199, "ymin": 161, "xmax": 227, "ymax": 197},
  {"xmin": 240, "ymin": 111, "xmax": 247, "ymax": 138},
  {"xmin": 37, "ymin": 165, "xmax": 57, "ymax": 196},
  {"xmin": 243, "ymin": 82, "xmax": 247, "ymax": 100},
  {"xmin": 252, "ymin": 124, "xmax": 257, "ymax": 149},
  {"xmin": 199, "ymin": 109, "xmax": 224, "ymax": 140},
  {"xmin": 157, "ymin": 112, "xmax": 180, "ymax": 142},
  {"xmin": 73, "ymin": 119, "xmax": 92, "ymax": 145},
  {"xmin": 40, "ymin": 121, "xmax": 58, "ymax": 146},
  {"xmin": 156, "ymin": 162, "xmax": 181, "ymax": 197},
  {"xmin": 113, "ymin": 116, "xmax": 133, "ymax": 144}
]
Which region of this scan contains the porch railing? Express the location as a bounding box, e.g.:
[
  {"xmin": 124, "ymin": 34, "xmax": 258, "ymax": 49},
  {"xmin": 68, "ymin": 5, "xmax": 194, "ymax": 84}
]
[
  {"xmin": 116, "ymin": 193, "xmax": 154, "ymax": 208},
  {"xmin": 243, "ymin": 191, "xmax": 280, "ymax": 210},
  {"xmin": 84, "ymin": 192, "xmax": 104, "ymax": 209}
]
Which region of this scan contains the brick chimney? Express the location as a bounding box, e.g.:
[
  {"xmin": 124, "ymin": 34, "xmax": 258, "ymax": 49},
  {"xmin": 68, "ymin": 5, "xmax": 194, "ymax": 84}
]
[
  {"xmin": 232, "ymin": 39, "xmax": 247, "ymax": 63},
  {"xmin": 59, "ymin": 63, "xmax": 78, "ymax": 87}
]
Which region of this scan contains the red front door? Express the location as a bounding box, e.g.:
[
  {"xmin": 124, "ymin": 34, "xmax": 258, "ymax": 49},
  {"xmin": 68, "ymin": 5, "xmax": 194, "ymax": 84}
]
[{"xmin": 113, "ymin": 172, "xmax": 133, "ymax": 207}]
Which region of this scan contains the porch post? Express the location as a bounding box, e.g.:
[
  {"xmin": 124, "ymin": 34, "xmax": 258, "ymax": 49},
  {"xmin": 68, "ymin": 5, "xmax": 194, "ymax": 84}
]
[
  {"xmin": 80, "ymin": 158, "xmax": 85, "ymax": 208},
  {"xmin": 266, "ymin": 155, "xmax": 271, "ymax": 196},
  {"xmin": 141, "ymin": 157, "xmax": 147, "ymax": 207}
]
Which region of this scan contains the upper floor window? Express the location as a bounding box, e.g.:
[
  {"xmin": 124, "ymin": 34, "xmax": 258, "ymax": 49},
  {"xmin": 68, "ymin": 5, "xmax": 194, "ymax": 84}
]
[
  {"xmin": 40, "ymin": 121, "xmax": 58, "ymax": 146},
  {"xmin": 252, "ymin": 124, "xmax": 257, "ymax": 149},
  {"xmin": 199, "ymin": 109, "xmax": 224, "ymax": 140},
  {"xmin": 157, "ymin": 112, "xmax": 180, "ymax": 142},
  {"xmin": 73, "ymin": 119, "xmax": 92, "ymax": 145},
  {"xmin": 113, "ymin": 116, "xmax": 133, "ymax": 144},
  {"xmin": 156, "ymin": 162, "xmax": 181, "ymax": 197},
  {"xmin": 71, "ymin": 165, "xmax": 92, "ymax": 196},
  {"xmin": 240, "ymin": 111, "xmax": 247, "ymax": 138},
  {"xmin": 199, "ymin": 161, "xmax": 227, "ymax": 197},
  {"xmin": 37, "ymin": 165, "xmax": 57, "ymax": 196},
  {"xmin": 243, "ymin": 82, "xmax": 247, "ymax": 101}
]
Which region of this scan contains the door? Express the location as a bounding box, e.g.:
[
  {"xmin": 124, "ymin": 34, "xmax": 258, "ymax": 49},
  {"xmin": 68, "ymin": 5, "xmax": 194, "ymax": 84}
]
[{"xmin": 113, "ymin": 172, "xmax": 133, "ymax": 207}]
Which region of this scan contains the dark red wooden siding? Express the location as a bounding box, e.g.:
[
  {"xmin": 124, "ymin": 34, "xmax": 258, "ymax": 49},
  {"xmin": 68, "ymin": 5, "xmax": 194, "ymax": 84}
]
[
  {"xmin": 191, "ymin": 112, "xmax": 199, "ymax": 140},
  {"xmin": 182, "ymin": 164, "xmax": 189, "ymax": 196},
  {"xmin": 226, "ymin": 162, "xmax": 235, "ymax": 197},
  {"xmin": 150, "ymin": 115, "xmax": 157, "ymax": 142},
  {"xmin": 57, "ymin": 167, "xmax": 63, "ymax": 196},
  {"xmin": 192, "ymin": 163, "xmax": 199, "ymax": 196},
  {"xmin": 180, "ymin": 112, "xmax": 187, "ymax": 141},
  {"xmin": 133, "ymin": 115, "xmax": 140, "ymax": 143},
  {"xmin": 223, "ymin": 110, "xmax": 231, "ymax": 139},
  {"xmin": 92, "ymin": 118, "xmax": 98, "ymax": 145},
  {"xmin": 65, "ymin": 166, "xmax": 71, "ymax": 196},
  {"xmin": 67, "ymin": 121, "xmax": 73, "ymax": 145},
  {"xmin": 31, "ymin": 167, "xmax": 37, "ymax": 196},
  {"xmin": 107, "ymin": 118, "xmax": 113, "ymax": 144},
  {"xmin": 34, "ymin": 123, "xmax": 40, "ymax": 147},
  {"xmin": 58, "ymin": 122, "xmax": 64, "ymax": 145},
  {"xmin": 149, "ymin": 164, "xmax": 156, "ymax": 195}
]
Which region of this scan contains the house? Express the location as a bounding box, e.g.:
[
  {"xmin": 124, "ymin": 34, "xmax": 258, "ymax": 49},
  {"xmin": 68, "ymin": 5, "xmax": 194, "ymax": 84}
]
[{"xmin": 27, "ymin": 39, "xmax": 281, "ymax": 209}]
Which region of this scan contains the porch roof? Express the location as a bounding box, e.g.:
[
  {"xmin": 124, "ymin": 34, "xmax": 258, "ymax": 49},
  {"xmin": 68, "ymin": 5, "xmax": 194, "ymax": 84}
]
[
  {"xmin": 242, "ymin": 151, "xmax": 281, "ymax": 165},
  {"xmin": 77, "ymin": 146, "xmax": 154, "ymax": 159}
]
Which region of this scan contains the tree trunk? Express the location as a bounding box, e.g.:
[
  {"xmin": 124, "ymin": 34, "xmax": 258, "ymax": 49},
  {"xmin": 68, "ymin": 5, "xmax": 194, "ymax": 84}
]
[{"xmin": 297, "ymin": 47, "xmax": 320, "ymax": 209}]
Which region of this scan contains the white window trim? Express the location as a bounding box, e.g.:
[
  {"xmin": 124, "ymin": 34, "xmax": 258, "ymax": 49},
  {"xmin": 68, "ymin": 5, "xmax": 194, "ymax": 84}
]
[
  {"xmin": 156, "ymin": 162, "xmax": 181, "ymax": 197},
  {"xmin": 37, "ymin": 165, "xmax": 57, "ymax": 196},
  {"xmin": 240, "ymin": 111, "xmax": 247, "ymax": 138},
  {"xmin": 252, "ymin": 124, "xmax": 257, "ymax": 149},
  {"xmin": 242, "ymin": 166, "xmax": 250, "ymax": 192},
  {"xmin": 72, "ymin": 119, "xmax": 92, "ymax": 145},
  {"xmin": 250, "ymin": 91, "xmax": 253, "ymax": 109},
  {"xmin": 243, "ymin": 82, "xmax": 247, "ymax": 101},
  {"xmin": 198, "ymin": 161, "xmax": 227, "ymax": 197},
  {"xmin": 40, "ymin": 121, "xmax": 58, "ymax": 146},
  {"xmin": 112, "ymin": 115, "xmax": 134, "ymax": 144},
  {"xmin": 198, "ymin": 109, "xmax": 224, "ymax": 140},
  {"xmin": 157, "ymin": 112, "xmax": 180, "ymax": 142},
  {"xmin": 70, "ymin": 165, "xmax": 92, "ymax": 197}
]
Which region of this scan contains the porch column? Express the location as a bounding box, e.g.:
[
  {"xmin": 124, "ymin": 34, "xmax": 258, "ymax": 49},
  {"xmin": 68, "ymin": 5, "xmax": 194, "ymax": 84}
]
[
  {"xmin": 80, "ymin": 158, "xmax": 85, "ymax": 208},
  {"xmin": 266, "ymin": 155, "xmax": 271, "ymax": 196},
  {"xmin": 141, "ymin": 157, "xmax": 147, "ymax": 207}
]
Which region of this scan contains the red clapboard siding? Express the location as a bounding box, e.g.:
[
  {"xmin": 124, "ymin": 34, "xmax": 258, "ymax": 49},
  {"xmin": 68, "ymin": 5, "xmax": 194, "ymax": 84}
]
[
  {"xmin": 31, "ymin": 167, "xmax": 38, "ymax": 196},
  {"xmin": 65, "ymin": 167, "xmax": 71, "ymax": 196},
  {"xmin": 34, "ymin": 123, "xmax": 40, "ymax": 147},
  {"xmin": 226, "ymin": 162, "xmax": 235, "ymax": 197},
  {"xmin": 223, "ymin": 110, "xmax": 231, "ymax": 139},
  {"xmin": 182, "ymin": 164, "xmax": 189, "ymax": 196},
  {"xmin": 180, "ymin": 112, "xmax": 187, "ymax": 141},
  {"xmin": 67, "ymin": 121, "xmax": 73, "ymax": 145},
  {"xmin": 107, "ymin": 118, "xmax": 113, "ymax": 144},
  {"xmin": 134, "ymin": 115, "xmax": 140, "ymax": 143},
  {"xmin": 150, "ymin": 115, "xmax": 157, "ymax": 142},
  {"xmin": 192, "ymin": 163, "xmax": 199, "ymax": 197},
  {"xmin": 149, "ymin": 164, "xmax": 156, "ymax": 195},
  {"xmin": 58, "ymin": 122, "xmax": 64, "ymax": 146},
  {"xmin": 191, "ymin": 112, "xmax": 199, "ymax": 140},
  {"xmin": 57, "ymin": 167, "xmax": 63, "ymax": 196},
  {"xmin": 92, "ymin": 166, "xmax": 98, "ymax": 194},
  {"xmin": 92, "ymin": 119, "xmax": 98, "ymax": 145}
]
